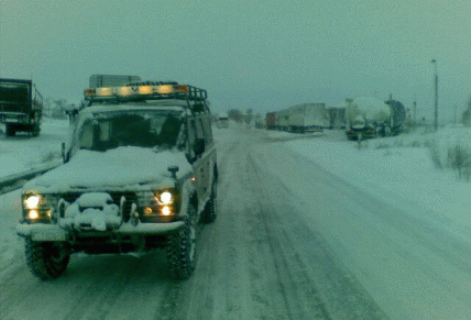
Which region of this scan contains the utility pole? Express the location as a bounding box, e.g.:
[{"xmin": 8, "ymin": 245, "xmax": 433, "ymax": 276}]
[
  {"xmin": 413, "ymin": 93, "xmax": 417, "ymax": 125},
  {"xmin": 431, "ymin": 59, "xmax": 438, "ymax": 131}
]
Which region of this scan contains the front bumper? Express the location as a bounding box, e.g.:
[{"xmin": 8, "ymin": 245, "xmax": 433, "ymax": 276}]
[
  {"xmin": 16, "ymin": 221, "xmax": 185, "ymax": 242},
  {"xmin": 0, "ymin": 112, "xmax": 31, "ymax": 124}
]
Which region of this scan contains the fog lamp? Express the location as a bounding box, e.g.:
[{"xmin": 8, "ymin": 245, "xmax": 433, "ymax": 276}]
[
  {"xmin": 28, "ymin": 210, "xmax": 40, "ymax": 220},
  {"xmin": 161, "ymin": 206, "xmax": 171, "ymax": 216}
]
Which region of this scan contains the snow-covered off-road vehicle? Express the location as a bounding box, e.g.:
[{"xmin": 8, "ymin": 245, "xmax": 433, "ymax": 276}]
[{"xmin": 17, "ymin": 81, "xmax": 218, "ymax": 280}]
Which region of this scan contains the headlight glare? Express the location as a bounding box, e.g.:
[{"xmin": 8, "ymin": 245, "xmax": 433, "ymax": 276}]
[
  {"xmin": 161, "ymin": 206, "xmax": 171, "ymax": 216},
  {"xmin": 160, "ymin": 191, "xmax": 173, "ymax": 204},
  {"xmin": 28, "ymin": 210, "xmax": 40, "ymax": 220},
  {"xmin": 25, "ymin": 195, "xmax": 41, "ymax": 209}
]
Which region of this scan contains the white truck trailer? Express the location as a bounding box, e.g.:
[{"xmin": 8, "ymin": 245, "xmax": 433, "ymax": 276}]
[
  {"xmin": 287, "ymin": 103, "xmax": 329, "ymax": 133},
  {"xmin": 276, "ymin": 109, "xmax": 291, "ymax": 131}
]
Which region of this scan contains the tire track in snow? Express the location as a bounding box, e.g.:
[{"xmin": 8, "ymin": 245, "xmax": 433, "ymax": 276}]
[
  {"xmin": 213, "ymin": 131, "xmax": 333, "ymax": 319},
  {"xmin": 265, "ymin": 142, "xmax": 471, "ymax": 318},
  {"xmin": 247, "ymin": 136, "xmax": 389, "ymax": 320}
]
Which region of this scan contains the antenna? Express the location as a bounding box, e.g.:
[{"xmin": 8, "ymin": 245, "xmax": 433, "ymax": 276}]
[{"xmin": 0, "ymin": 0, "xmax": 2, "ymax": 78}]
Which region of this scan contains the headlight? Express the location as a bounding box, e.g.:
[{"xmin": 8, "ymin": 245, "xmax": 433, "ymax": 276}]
[
  {"xmin": 141, "ymin": 190, "xmax": 177, "ymax": 219},
  {"xmin": 160, "ymin": 191, "xmax": 173, "ymax": 205},
  {"xmin": 22, "ymin": 193, "xmax": 55, "ymax": 223},
  {"xmin": 24, "ymin": 195, "xmax": 41, "ymax": 209}
]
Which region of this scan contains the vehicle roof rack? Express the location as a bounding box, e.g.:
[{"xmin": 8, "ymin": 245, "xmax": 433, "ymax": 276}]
[{"xmin": 83, "ymin": 82, "xmax": 209, "ymax": 113}]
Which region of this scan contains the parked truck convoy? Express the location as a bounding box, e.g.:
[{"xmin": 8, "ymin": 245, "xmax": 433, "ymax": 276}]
[
  {"xmin": 0, "ymin": 78, "xmax": 44, "ymax": 137},
  {"xmin": 345, "ymin": 97, "xmax": 407, "ymax": 140}
]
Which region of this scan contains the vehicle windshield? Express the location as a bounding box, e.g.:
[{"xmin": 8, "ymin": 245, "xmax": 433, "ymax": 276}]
[{"xmin": 75, "ymin": 110, "xmax": 184, "ymax": 152}]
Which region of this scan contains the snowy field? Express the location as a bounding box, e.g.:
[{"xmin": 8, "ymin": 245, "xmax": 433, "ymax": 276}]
[
  {"xmin": 283, "ymin": 125, "xmax": 471, "ymax": 230},
  {"xmin": 3, "ymin": 119, "xmax": 471, "ymax": 319},
  {"xmin": 0, "ymin": 118, "xmax": 69, "ymax": 178}
]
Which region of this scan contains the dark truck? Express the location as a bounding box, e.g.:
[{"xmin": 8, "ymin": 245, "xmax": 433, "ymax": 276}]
[{"xmin": 0, "ymin": 78, "xmax": 44, "ymax": 137}]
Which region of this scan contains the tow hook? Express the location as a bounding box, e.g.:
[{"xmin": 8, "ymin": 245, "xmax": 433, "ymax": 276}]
[
  {"xmin": 168, "ymin": 166, "xmax": 179, "ymax": 179},
  {"xmin": 130, "ymin": 203, "xmax": 139, "ymax": 226}
]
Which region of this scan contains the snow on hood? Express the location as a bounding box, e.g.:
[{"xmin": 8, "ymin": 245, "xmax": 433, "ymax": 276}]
[{"xmin": 24, "ymin": 146, "xmax": 192, "ymax": 192}]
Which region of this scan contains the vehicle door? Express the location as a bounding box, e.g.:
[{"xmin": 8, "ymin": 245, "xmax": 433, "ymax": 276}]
[
  {"xmin": 187, "ymin": 117, "xmax": 206, "ymax": 201},
  {"xmin": 193, "ymin": 116, "xmax": 210, "ymax": 199}
]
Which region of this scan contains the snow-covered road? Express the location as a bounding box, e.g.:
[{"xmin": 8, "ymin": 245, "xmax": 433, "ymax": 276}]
[
  {"xmin": 1, "ymin": 126, "xmax": 387, "ymax": 320},
  {"xmin": 2, "ymin": 124, "xmax": 471, "ymax": 319}
]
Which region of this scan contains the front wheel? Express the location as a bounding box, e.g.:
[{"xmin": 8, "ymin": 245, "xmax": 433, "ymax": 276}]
[
  {"xmin": 32, "ymin": 125, "xmax": 41, "ymax": 137},
  {"xmin": 25, "ymin": 239, "xmax": 70, "ymax": 280},
  {"xmin": 166, "ymin": 205, "xmax": 198, "ymax": 280},
  {"xmin": 201, "ymin": 180, "xmax": 217, "ymax": 223}
]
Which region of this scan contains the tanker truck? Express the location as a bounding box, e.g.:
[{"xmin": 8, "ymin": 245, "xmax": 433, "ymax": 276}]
[{"xmin": 345, "ymin": 97, "xmax": 406, "ymax": 140}]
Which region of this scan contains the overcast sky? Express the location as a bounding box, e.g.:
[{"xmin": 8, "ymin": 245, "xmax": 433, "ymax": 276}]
[{"xmin": 1, "ymin": 0, "xmax": 470, "ymax": 121}]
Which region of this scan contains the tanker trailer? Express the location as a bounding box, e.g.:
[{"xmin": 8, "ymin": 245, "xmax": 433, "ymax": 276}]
[
  {"xmin": 385, "ymin": 99, "xmax": 407, "ymax": 135},
  {"xmin": 345, "ymin": 97, "xmax": 391, "ymax": 140}
]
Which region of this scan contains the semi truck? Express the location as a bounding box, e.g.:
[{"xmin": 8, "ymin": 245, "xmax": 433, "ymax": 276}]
[
  {"xmin": 265, "ymin": 103, "xmax": 329, "ymax": 132},
  {"xmin": 327, "ymin": 101, "xmax": 347, "ymax": 129},
  {"xmin": 345, "ymin": 97, "xmax": 407, "ymax": 140},
  {"xmin": 275, "ymin": 109, "xmax": 291, "ymax": 131},
  {"xmin": 0, "ymin": 78, "xmax": 44, "ymax": 137},
  {"xmin": 216, "ymin": 112, "xmax": 229, "ymax": 128},
  {"xmin": 265, "ymin": 112, "xmax": 277, "ymax": 130},
  {"xmin": 287, "ymin": 103, "xmax": 329, "ymax": 133}
]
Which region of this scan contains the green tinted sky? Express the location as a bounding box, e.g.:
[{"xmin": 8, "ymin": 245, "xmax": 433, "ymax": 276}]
[{"xmin": 1, "ymin": 0, "xmax": 470, "ymax": 119}]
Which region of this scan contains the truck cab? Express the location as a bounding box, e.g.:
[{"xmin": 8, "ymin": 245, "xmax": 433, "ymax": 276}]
[{"xmin": 0, "ymin": 78, "xmax": 43, "ymax": 137}]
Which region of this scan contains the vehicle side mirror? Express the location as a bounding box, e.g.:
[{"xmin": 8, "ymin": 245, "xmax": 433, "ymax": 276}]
[{"xmin": 194, "ymin": 138, "xmax": 205, "ymax": 156}]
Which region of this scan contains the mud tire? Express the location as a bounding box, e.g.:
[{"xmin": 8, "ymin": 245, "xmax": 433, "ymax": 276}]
[
  {"xmin": 166, "ymin": 205, "xmax": 198, "ymax": 280},
  {"xmin": 25, "ymin": 239, "xmax": 70, "ymax": 280},
  {"xmin": 32, "ymin": 125, "xmax": 41, "ymax": 137},
  {"xmin": 201, "ymin": 180, "xmax": 217, "ymax": 223}
]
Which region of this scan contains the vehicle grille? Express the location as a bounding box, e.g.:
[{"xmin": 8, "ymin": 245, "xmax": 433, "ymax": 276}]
[{"xmin": 59, "ymin": 191, "xmax": 137, "ymax": 222}]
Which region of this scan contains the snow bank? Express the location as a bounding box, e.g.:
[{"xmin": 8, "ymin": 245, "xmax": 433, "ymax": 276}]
[
  {"xmin": 0, "ymin": 118, "xmax": 68, "ymax": 178},
  {"xmin": 280, "ymin": 125, "xmax": 471, "ymax": 229}
]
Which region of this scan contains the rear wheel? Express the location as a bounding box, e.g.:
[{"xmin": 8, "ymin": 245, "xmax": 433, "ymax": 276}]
[
  {"xmin": 5, "ymin": 124, "xmax": 15, "ymax": 137},
  {"xmin": 25, "ymin": 239, "xmax": 70, "ymax": 280},
  {"xmin": 166, "ymin": 205, "xmax": 198, "ymax": 280},
  {"xmin": 32, "ymin": 124, "xmax": 41, "ymax": 137}
]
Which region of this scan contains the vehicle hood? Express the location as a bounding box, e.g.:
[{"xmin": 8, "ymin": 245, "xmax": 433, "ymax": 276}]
[{"xmin": 24, "ymin": 147, "xmax": 192, "ymax": 192}]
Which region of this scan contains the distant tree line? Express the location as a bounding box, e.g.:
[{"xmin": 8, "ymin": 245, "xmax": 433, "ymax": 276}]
[
  {"xmin": 227, "ymin": 108, "xmax": 258, "ymax": 124},
  {"xmin": 44, "ymin": 98, "xmax": 77, "ymax": 119}
]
